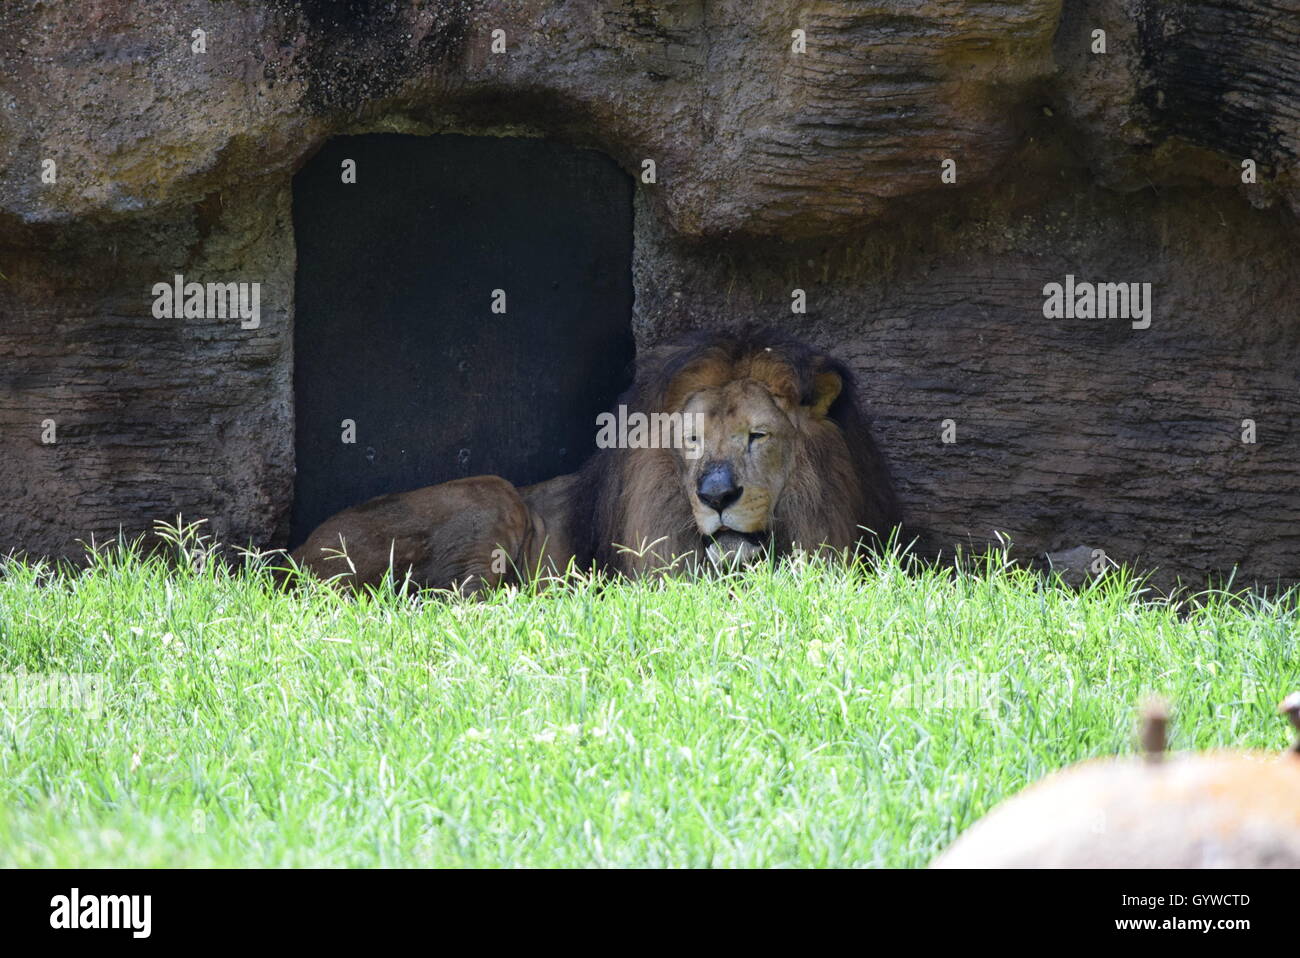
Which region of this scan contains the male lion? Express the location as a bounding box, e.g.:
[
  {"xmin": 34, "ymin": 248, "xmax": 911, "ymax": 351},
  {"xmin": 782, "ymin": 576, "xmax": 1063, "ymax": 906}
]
[{"xmin": 289, "ymin": 328, "xmax": 900, "ymax": 591}]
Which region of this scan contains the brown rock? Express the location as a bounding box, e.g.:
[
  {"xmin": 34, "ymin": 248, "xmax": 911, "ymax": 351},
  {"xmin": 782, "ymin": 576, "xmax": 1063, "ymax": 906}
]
[
  {"xmin": 1, "ymin": 1, "xmax": 1297, "ymax": 588},
  {"xmin": 932, "ymin": 751, "xmax": 1300, "ymax": 868}
]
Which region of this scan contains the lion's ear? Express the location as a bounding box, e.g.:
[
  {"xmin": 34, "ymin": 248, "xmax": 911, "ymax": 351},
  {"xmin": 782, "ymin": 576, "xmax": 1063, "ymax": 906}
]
[{"xmin": 808, "ymin": 371, "xmax": 842, "ymax": 418}]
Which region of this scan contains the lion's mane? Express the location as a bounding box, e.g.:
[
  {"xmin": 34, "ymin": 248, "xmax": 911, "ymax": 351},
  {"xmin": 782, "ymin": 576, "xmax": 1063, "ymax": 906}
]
[{"xmin": 568, "ymin": 327, "xmax": 901, "ymax": 574}]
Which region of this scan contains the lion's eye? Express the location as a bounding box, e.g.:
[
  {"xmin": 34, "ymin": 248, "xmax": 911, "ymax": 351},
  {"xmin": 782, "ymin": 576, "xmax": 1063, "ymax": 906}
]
[{"xmin": 748, "ymin": 431, "xmax": 767, "ymax": 445}]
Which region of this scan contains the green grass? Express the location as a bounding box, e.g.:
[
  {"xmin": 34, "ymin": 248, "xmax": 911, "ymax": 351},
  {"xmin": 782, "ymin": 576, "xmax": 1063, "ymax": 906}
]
[{"xmin": 0, "ymin": 523, "xmax": 1296, "ymax": 867}]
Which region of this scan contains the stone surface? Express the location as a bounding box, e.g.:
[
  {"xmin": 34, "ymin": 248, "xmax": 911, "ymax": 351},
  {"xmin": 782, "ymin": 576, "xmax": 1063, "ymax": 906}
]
[
  {"xmin": 1, "ymin": 0, "xmax": 1298, "ymax": 589},
  {"xmin": 932, "ymin": 751, "xmax": 1300, "ymax": 868},
  {"xmin": 634, "ymin": 149, "xmax": 1300, "ymax": 590}
]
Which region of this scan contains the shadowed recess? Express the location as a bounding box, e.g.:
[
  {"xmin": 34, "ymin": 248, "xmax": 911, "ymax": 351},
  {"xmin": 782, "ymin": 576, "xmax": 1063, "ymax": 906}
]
[{"xmin": 290, "ymin": 133, "xmax": 634, "ymax": 548}]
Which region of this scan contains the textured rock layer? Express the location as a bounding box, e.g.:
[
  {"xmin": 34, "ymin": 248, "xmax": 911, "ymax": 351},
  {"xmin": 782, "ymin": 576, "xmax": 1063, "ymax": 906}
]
[{"xmin": 1, "ymin": 0, "xmax": 1298, "ymax": 589}]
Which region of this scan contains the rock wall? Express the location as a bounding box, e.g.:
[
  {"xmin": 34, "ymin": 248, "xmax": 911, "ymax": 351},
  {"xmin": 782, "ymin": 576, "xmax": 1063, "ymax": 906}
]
[{"xmin": 1, "ymin": 0, "xmax": 1298, "ymax": 589}]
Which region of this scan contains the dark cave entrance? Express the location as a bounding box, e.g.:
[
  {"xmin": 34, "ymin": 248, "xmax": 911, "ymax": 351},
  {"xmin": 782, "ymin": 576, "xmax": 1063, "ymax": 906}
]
[{"xmin": 289, "ymin": 133, "xmax": 635, "ymax": 548}]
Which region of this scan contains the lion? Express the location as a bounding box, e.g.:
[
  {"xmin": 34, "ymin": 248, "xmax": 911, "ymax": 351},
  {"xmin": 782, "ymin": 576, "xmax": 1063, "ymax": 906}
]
[{"xmin": 288, "ymin": 327, "xmax": 901, "ymax": 591}]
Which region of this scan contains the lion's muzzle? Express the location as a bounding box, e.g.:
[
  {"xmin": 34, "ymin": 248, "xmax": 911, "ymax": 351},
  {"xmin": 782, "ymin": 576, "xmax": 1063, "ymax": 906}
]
[
  {"xmin": 696, "ymin": 462, "xmax": 743, "ymax": 515},
  {"xmin": 705, "ymin": 529, "xmax": 768, "ymax": 568}
]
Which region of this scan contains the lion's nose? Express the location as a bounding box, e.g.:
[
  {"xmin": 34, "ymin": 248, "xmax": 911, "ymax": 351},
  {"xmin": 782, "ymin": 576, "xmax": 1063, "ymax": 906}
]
[{"xmin": 697, "ymin": 464, "xmax": 742, "ymax": 514}]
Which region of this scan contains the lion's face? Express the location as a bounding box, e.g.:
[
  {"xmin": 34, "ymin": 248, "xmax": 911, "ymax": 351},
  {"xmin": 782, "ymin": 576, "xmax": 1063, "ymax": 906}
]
[
  {"xmin": 605, "ymin": 334, "xmax": 886, "ymax": 577},
  {"xmin": 677, "ymin": 379, "xmax": 799, "ymax": 564}
]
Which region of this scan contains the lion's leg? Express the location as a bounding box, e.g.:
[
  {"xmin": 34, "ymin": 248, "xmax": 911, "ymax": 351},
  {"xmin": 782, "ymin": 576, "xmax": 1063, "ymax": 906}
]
[
  {"xmin": 408, "ymin": 476, "xmax": 540, "ymax": 593},
  {"xmin": 518, "ymin": 473, "xmax": 582, "ymax": 584},
  {"xmin": 289, "ymin": 476, "xmax": 540, "ymax": 594}
]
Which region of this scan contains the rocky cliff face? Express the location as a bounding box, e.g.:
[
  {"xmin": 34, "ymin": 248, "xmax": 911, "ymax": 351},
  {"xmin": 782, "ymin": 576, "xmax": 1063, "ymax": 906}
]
[{"xmin": 1, "ymin": 0, "xmax": 1298, "ymax": 589}]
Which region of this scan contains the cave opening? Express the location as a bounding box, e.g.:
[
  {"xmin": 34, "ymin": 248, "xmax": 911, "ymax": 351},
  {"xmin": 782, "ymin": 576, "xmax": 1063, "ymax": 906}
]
[{"xmin": 289, "ymin": 133, "xmax": 635, "ymax": 548}]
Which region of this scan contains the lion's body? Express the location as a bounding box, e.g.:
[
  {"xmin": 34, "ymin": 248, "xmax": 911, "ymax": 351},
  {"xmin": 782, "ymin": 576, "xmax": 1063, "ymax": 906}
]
[
  {"xmin": 289, "ymin": 328, "xmax": 900, "ymax": 592},
  {"xmin": 289, "ymin": 476, "xmax": 542, "ymax": 593}
]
